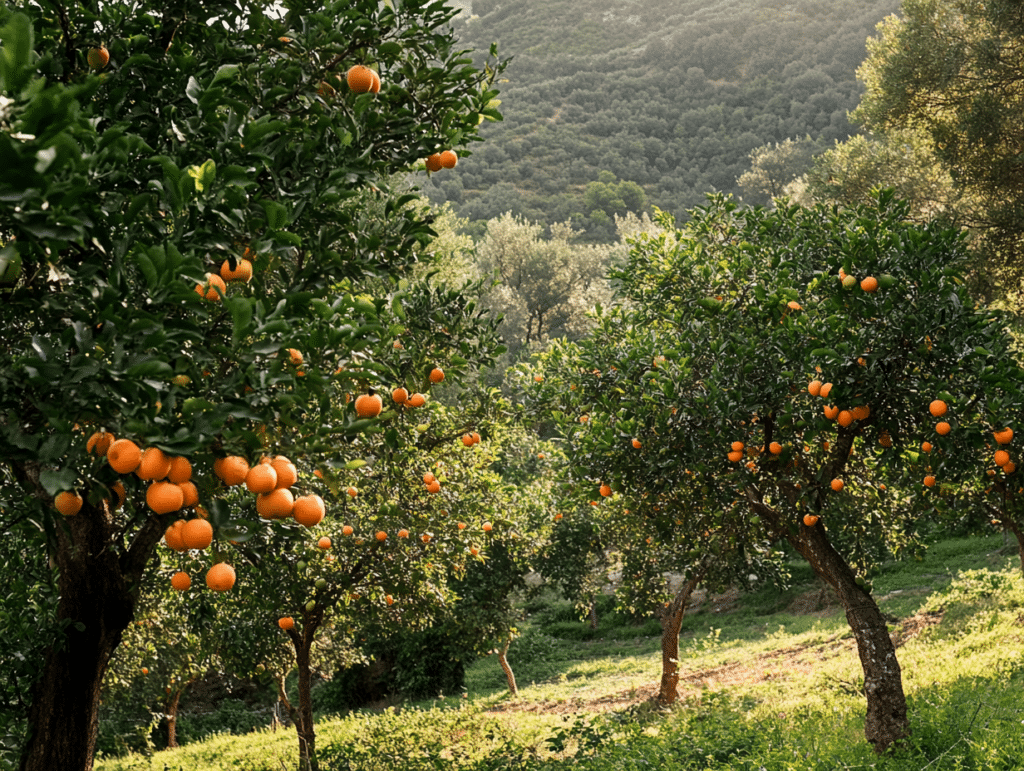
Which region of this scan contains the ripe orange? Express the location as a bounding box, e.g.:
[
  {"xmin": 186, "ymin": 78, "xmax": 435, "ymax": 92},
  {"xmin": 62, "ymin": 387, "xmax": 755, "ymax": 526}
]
[
  {"xmin": 923, "ymin": 475, "xmax": 936, "ymax": 487},
  {"xmin": 256, "ymin": 488, "xmax": 295, "ymax": 519},
  {"xmin": 372, "ymin": 530, "xmax": 386, "ymax": 543},
  {"xmin": 421, "ymin": 533, "xmax": 432, "ymax": 543},
  {"xmin": 220, "ymin": 258, "xmax": 253, "ymax": 283},
  {"xmin": 837, "ymin": 410, "xmax": 853, "ymax": 427},
  {"xmin": 87, "ymin": 46, "xmax": 110, "ymax": 69},
  {"xmin": 55, "ymin": 491, "xmax": 83, "ymax": 516},
  {"xmin": 317, "ymin": 537, "xmax": 331, "ymax": 549},
  {"xmin": 469, "ymin": 545, "xmax": 480, "ymax": 556},
  {"xmin": 246, "ymin": 463, "xmax": 277, "ymax": 494},
  {"xmin": 534, "ymin": 375, "xmax": 544, "ymax": 383},
  {"xmin": 86, "ymin": 430, "xmax": 115, "ymax": 455},
  {"xmin": 929, "ymin": 399, "xmax": 948, "ymax": 418},
  {"xmin": 217, "ymin": 456, "xmax": 250, "ymax": 486},
  {"xmin": 406, "ymin": 393, "xmax": 426, "ymax": 408},
  {"xmin": 599, "ymin": 484, "xmax": 612, "ymax": 497},
  {"xmin": 370, "ymin": 70, "xmax": 381, "ymax": 93},
  {"xmin": 181, "ymin": 519, "xmax": 214, "ymax": 550},
  {"xmin": 291, "ymin": 495, "xmax": 326, "ymax": 527},
  {"xmin": 457, "ymin": 521, "xmax": 467, "ymax": 530},
  {"xmin": 397, "ymin": 529, "xmax": 409, "ymax": 539},
  {"xmin": 429, "ymin": 367, "xmax": 445, "ymax": 384},
  {"xmin": 830, "ymin": 478, "xmax": 844, "ymax": 492},
  {"xmin": 425, "ymin": 153, "xmax": 443, "ymax": 172},
  {"xmin": 994, "ymin": 450, "xmax": 1010, "ymax": 467},
  {"xmin": 994, "ymin": 428, "xmax": 1014, "ymax": 445},
  {"xmin": 179, "ymin": 481, "xmax": 199, "ymax": 508},
  {"xmin": 1004, "ymin": 462, "xmax": 1017, "ymax": 474},
  {"xmin": 936, "ymin": 421, "xmax": 952, "ymax": 436},
  {"xmin": 860, "ymin": 276, "xmax": 879, "ymax": 292},
  {"xmin": 206, "ymin": 563, "xmax": 236, "ymax": 592},
  {"xmin": 818, "ymin": 383, "xmax": 833, "ymax": 398},
  {"xmin": 165, "ymin": 521, "xmax": 187, "ymax": 551},
  {"xmin": 426, "ymin": 480, "xmax": 441, "ymax": 494},
  {"xmin": 147, "ymin": 481, "xmax": 184, "ymax": 514},
  {"xmin": 727, "ymin": 451, "xmax": 743, "ymax": 462},
  {"xmin": 851, "ymin": 405, "xmax": 871, "ymax": 421},
  {"xmin": 355, "ymin": 394, "xmax": 383, "ymax": 417},
  {"xmin": 731, "ymin": 441, "xmax": 744, "ymax": 452},
  {"xmin": 807, "ymin": 380, "xmax": 822, "ymax": 397},
  {"xmin": 167, "ymin": 456, "xmax": 192, "ymax": 484},
  {"xmin": 137, "ymin": 447, "xmax": 172, "ymax": 481},
  {"xmin": 579, "ymin": 414, "xmax": 589, "ymax": 423},
  {"xmin": 423, "ymin": 472, "xmax": 436, "ymax": 485},
  {"xmin": 171, "ymin": 571, "xmax": 191, "ymax": 591},
  {"xmin": 107, "ymin": 439, "xmax": 142, "ymax": 474},
  {"xmin": 392, "ymin": 387, "xmax": 409, "ymax": 404},
  {"xmin": 787, "ymin": 300, "xmax": 802, "ymax": 311},
  {"xmin": 195, "ymin": 273, "xmax": 227, "ymax": 302},
  {"xmin": 278, "ymin": 617, "xmax": 295, "ymax": 630},
  {"xmin": 346, "ymin": 486, "xmax": 358, "ymax": 498},
  {"xmin": 803, "ymin": 514, "xmax": 819, "ymax": 527},
  {"xmin": 769, "ymin": 442, "xmax": 782, "ymax": 455},
  {"xmin": 439, "ymin": 150, "xmax": 458, "ymax": 169},
  {"xmin": 823, "ymin": 405, "xmax": 839, "ymax": 420},
  {"xmin": 342, "ymin": 525, "xmax": 354, "ymax": 536},
  {"xmin": 632, "ymin": 438, "xmax": 642, "ymax": 449},
  {"xmin": 461, "ymin": 434, "xmax": 475, "ymax": 447},
  {"xmin": 287, "ymin": 349, "xmax": 304, "ymax": 366},
  {"xmin": 482, "ymin": 522, "xmax": 492, "ymax": 532},
  {"xmin": 270, "ymin": 456, "xmax": 298, "ymax": 489},
  {"xmin": 385, "ymin": 595, "xmax": 394, "ymax": 606},
  {"xmin": 879, "ymin": 432, "xmax": 892, "ymax": 448},
  {"xmin": 921, "ymin": 441, "xmax": 933, "ymax": 453},
  {"xmin": 346, "ymin": 65, "xmax": 375, "ymax": 93}
]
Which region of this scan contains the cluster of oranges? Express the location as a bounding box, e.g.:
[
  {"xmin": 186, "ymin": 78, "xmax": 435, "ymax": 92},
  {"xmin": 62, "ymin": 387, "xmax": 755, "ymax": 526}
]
[
  {"xmin": 425, "ymin": 151, "xmax": 458, "ymax": 172},
  {"xmin": 194, "ymin": 248, "xmax": 256, "ymax": 302},
  {"xmin": 210, "ymin": 454, "xmax": 325, "ymax": 528},
  {"xmin": 837, "ymin": 267, "xmax": 881, "ymax": 293}
]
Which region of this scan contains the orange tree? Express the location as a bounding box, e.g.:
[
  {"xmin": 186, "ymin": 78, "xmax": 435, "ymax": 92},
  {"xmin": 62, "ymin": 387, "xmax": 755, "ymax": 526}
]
[
  {"xmin": 0, "ymin": 1, "xmax": 504, "ymax": 768},
  {"xmin": 528, "ymin": 191, "xmax": 1024, "ymax": 752}
]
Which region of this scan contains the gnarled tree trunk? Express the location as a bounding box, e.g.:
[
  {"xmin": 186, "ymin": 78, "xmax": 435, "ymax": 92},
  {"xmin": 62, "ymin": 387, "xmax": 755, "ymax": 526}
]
[
  {"xmin": 656, "ymin": 571, "xmax": 704, "ymax": 706},
  {"xmin": 19, "ymin": 501, "xmax": 166, "ymax": 771},
  {"xmin": 497, "ymin": 634, "xmax": 518, "ymax": 696}
]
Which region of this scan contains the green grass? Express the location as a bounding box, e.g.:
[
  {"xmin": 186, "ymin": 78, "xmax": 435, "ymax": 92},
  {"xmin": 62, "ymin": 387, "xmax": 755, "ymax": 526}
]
[{"xmin": 96, "ymin": 535, "xmax": 1024, "ymax": 771}]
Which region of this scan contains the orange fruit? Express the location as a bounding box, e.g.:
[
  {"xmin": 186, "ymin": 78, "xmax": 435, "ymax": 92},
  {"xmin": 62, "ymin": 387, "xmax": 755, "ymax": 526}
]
[
  {"xmin": 86, "ymin": 430, "xmax": 115, "ymax": 456},
  {"xmin": 860, "ymin": 276, "xmax": 879, "ymax": 292},
  {"xmin": 87, "ymin": 46, "xmax": 110, "ymax": 69},
  {"xmin": 823, "ymin": 405, "xmax": 839, "ymax": 420},
  {"xmin": 385, "ymin": 595, "xmax": 394, "ymax": 606},
  {"xmin": 217, "ymin": 456, "xmax": 250, "ymax": 486},
  {"xmin": 878, "ymin": 432, "xmax": 892, "ymax": 448},
  {"xmin": 256, "ymin": 488, "xmax": 295, "ymax": 519},
  {"xmin": 270, "ymin": 456, "xmax": 298, "ymax": 489},
  {"xmin": 425, "ymin": 153, "xmax": 443, "ymax": 172},
  {"xmin": 830, "ymin": 478, "xmax": 844, "ymax": 492},
  {"xmin": 206, "ymin": 563, "xmax": 236, "ymax": 592},
  {"xmin": 279, "ymin": 617, "xmax": 295, "ymax": 630},
  {"xmin": 632, "ymin": 438, "xmax": 642, "ymax": 449},
  {"xmin": 55, "ymin": 491, "xmax": 83, "ymax": 516},
  {"xmin": 423, "ymin": 472, "xmax": 436, "ymax": 484},
  {"xmin": 994, "ymin": 428, "xmax": 1014, "ymax": 445},
  {"xmin": 429, "ymin": 367, "xmax": 445, "ymax": 383},
  {"xmin": 346, "ymin": 65, "xmax": 375, "ymax": 93},
  {"xmin": 470, "ymin": 432, "xmax": 481, "ymax": 444},
  {"xmin": 165, "ymin": 521, "xmax": 187, "ymax": 551},
  {"xmin": 923, "ymin": 475, "xmax": 936, "ymax": 487},
  {"xmin": 346, "ymin": 486, "xmax": 358, "ymax": 498},
  {"xmin": 287, "ymin": 349, "xmax": 304, "ymax": 366},
  {"xmin": 406, "ymin": 393, "xmax": 426, "ymax": 408},
  {"xmin": 292, "ymin": 495, "xmax": 325, "ymax": 527},
  {"xmin": 579, "ymin": 414, "xmax": 589, "ymax": 423},
  {"xmin": 482, "ymin": 522, "xmax": 492, "ymax": 532},
  {"xmin": 803, "ymin": 514, "xmax": 819, "ymax": 527},
  {"xmin": 731, "ymin": 441, "xmax": 745, "ymax": 452},
  {"xmin": 851, "ymin": 405, "xmax": 870, "ymax": 421},
  {"xmin": 807, "ymin": 380, "xmax": 822, "ymax": 397},
  {"xmin": 439, "ymin": 150, "xmax": 458, "ymax": 169},
  {"xmin": 599, "ymin": 484, "xmax": 612, "ymax": 497},
  {"xmin": 398, "ymin": 529, "xmax": 409, "ymax": 539},
  {"xmin": 929, "ymin": 400, "xmax": 948, "ymax": 418},
  {"xmin": 107, "ymin": 439, "xmax": 143, "ymax": 474},
  {"xmin": 317, "ymin": 537, "xmax": 331, "ymax": 549},
  {"xmin": 181, "ymin": 519, "xmax": 214, "ymax": 550},
  {"xmin": 355, "ymin": 393, "xmax": 383, "ymax": 417},
  {"xmin": 727, "ymin": 451, "xmax": 743, "ymax": 462},
  {"xmin": 392, "ymin": 387, "xmax": 409, "ymax": 404},
  {"xmin": 370, "ymin": 70, "xmax": 381, "ymax": 93},
  {"xmin": 195, "ymin": 273, "xmax": 227, "ymax": 302},
  {"xmin": 921, "ymin": 441, "xmax": 933, "ymax": 452},
  {"xmin": 1004, "ymin": 462, "xmax": 1016, "ymax": 474},
  {"xmin": 375, "ymin": 530, "xmax": 387, "ymax": 542},
  {"xmin": 837, "ymin": 410, "xmax": 853, "ymax": 428},
  {"xmin": 342, "ymin": 525, "xmax": 354, "ymax": 536},
  {"xmin": 534, "ymin": 375, "xmax": 544, "ymax": 383},
  {"xmin": 818, "ymin": 383, "xmax": 833, "ymax": 399},
  {"xmin": 147, "ymin": 481, "xmax": 184, "ymax": 514},
  {"xmin": 426, "ymin": 480, "xmax": 441, "ymax": 494},
  {"xmin": 769, "ymin": 442, "xmax": 783, "ymax": 455},
  {"xmin": 994, "ymin": 450, "xmax": 1010, "ymax": 467},
  {"xmin": 179, "ymin": 481, "xmax": 199, "ymax": 508},
  {"xmin": 421, "ymin": 533, "xmax": 432, "ymax": 543},
  {"xmin": 936, "ymin": 421, "xmax": 952, "ymax": 436},
  {"xmin": 106, "ymin": 481, "xmax": 126, "ymax": 510},
  {"xmin": 461, "ymin": 434, "xmax": 475, "ymax": 447},
  {"xmin": 246, "ymin": 463, "xmax": 277, "ymax": 494},
  {"xmin": 171, "ymin": 571, "xmax": 191, "ymax": 591},
  {"xmin": 220, "ymin": 258, "xmax": 253, "ymax": 283},
  {"xmin": 167, "ymin": 456, "xmax": 192, "ymax": 484},
  {"xmin": 457, "ymin": 522, "xmax": 467, "ymax": 530},
  {"xmin": 137, "ymin": 447, "xmax": 172, "ymax": 481},
  {"xmin": 787, "ymin": 300, "xmax": 802, "ymax": 311}
]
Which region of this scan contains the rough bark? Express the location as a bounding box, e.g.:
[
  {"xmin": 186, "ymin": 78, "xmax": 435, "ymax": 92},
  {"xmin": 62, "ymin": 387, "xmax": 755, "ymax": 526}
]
[
  {"xmin": 656, "ymin": 572, "xmax": 703, "ymax": 706},
  {"xmin": 287, "ymin": 609, "xmax": 324, "ymax": 771},
  {"xmin": 165, "ymin": 688, "xmax": 182, "ymax": 749},
  {"xmin": 497, "ymin": 634, "xmax": 518, "ymax": 696},
  {"xmin": 19, "ymin": 501, "xmax": 166, "ymax": 771},
  {"xmin": 787, "ymin": 520, "xmax": 908, "ymax": 752}
]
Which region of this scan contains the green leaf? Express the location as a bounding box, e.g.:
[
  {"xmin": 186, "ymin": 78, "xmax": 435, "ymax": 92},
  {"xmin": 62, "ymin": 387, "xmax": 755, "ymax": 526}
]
[
  {"xmin": 39, "ymin": 468, "xmax": 78, "ymax": 497},
  {"xmin": 261, "ymin": 200, "xmax": 289, "ymax": 230},
  {"xmin": 127, "ymin": 359, "xmax": 173, "ymax": 378}
]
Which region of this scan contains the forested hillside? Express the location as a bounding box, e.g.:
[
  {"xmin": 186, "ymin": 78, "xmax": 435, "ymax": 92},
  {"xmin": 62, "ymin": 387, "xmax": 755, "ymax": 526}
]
[{"xmin": 426, "ymin": 0, "xmax": 900, "ymax": 239}]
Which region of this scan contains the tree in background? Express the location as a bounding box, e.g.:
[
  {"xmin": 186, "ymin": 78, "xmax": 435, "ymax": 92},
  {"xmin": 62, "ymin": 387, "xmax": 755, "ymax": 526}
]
[
  {"xmin": 0, "ymin": 0, "xmax": 504, "ymax": 768},
  {"xmin": 528, "ymin": 192, "xmax": 1024, "ymax": 751},
  {"xmin": 736, "ymin": 136, "xmax": 826, "ymax": 207}
]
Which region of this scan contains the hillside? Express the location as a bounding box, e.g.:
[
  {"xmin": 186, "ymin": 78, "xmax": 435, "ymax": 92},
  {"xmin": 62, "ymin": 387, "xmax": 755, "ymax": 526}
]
[{"xmin": 425, "ymin": 0, "xmax": 901, "ymax": 239}]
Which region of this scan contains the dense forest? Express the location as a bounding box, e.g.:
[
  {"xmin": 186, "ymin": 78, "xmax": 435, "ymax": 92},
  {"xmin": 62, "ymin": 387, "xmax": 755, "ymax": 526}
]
[{"xmin": 423, "ymin": 0, "xmax": 900, "ymax": 239}]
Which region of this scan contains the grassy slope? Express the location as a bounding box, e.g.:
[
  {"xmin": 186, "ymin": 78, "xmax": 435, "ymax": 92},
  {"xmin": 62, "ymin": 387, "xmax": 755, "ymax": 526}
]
[{"xmin": 96, "ymin": 534, "xmax": 1024, "ymax": 771}]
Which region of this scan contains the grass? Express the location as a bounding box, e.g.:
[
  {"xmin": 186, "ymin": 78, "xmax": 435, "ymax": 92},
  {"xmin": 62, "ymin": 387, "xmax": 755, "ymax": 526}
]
[{"xmin": 95, "ymin": 534, "xmax": 1024, "ymax": 771}]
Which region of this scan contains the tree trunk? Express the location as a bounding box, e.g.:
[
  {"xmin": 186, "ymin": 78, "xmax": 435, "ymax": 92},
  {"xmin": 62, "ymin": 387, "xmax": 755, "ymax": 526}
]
[
  {"xmin": 19, "ymin": 501, "xmax": 164, "ymax": 771},
  {"xmin": 1003, "ymin": 515, "xmax": 1024, "ymax": 578},
  {"xmin": 497, "ymin": 634, "xmax": 518, "ymax": 696},
  {"xmin": 789, "ymin": 521, "xmax": 908, "ymax": 752},
  {"xmin": 588, "ymin": 599, "xmax": 598, "ymax": 630},
  {"xmin": 165, "ymin": 687, "xmax": 183, "ymax": 749},
  {"xmin": 656, "ymin": 572, "xmax": 703, "ymax": 706},
  {"xmin": 286, "ymin": 611, "xmax": 324, "ymax": 771}
]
